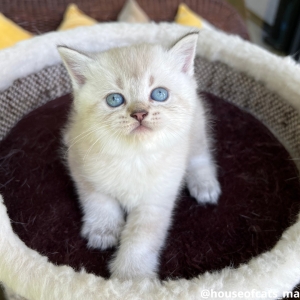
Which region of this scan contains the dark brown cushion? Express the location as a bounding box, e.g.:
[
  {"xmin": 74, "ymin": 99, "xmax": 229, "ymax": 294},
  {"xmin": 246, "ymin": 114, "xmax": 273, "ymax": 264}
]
[{"xmin": 0, "ymin": 92, "xmax": 299, "ymax": 281}]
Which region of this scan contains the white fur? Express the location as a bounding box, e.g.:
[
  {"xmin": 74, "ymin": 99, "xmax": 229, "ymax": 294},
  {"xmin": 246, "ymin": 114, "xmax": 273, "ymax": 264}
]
[
  {"xmin": 80, "ymin": 192, "xmax": 125, "ymax": 249},
  {"xmin": 1, "ymin": 23, "xmax": 300, "ymax": 299},
  {"xmin": 59, "ymin": 34, "xmax": 220, "ymax": 279}
]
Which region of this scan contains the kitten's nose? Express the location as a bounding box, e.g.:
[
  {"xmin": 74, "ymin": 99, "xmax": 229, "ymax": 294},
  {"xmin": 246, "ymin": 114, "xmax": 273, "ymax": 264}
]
[{"xmin": 130, "ymin": 110, "xmax": 148, "ymax": 122}]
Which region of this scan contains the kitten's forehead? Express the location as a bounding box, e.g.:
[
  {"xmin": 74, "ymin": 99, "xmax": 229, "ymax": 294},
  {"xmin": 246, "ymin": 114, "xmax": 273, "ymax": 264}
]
[{"xmin": 97, "ymin": 44, "xmax": 163, "ymax": 79}]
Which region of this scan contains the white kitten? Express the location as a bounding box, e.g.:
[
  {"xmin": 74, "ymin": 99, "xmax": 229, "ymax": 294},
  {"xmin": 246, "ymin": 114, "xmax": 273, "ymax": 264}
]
[{"xmin": 58, "ymin": 33, "xmax": 221, "ymax": 280}]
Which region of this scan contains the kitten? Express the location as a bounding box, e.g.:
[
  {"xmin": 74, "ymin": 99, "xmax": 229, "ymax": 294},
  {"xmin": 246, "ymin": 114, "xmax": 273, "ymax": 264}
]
[{"xmin": 58, "ymin": 33, "xmax": 221, "ymax": 280}]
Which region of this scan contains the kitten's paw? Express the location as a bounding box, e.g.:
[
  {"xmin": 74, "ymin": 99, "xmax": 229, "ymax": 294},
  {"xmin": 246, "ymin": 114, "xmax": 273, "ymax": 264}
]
[
  {"xmin": 81, "ymin": 217, "xmax": 124, "ymax": 250},
  {"xmin": 187, "ymin": 170, "xmax": 221, "ymax": 205},
  {"xmin": 109, "ymin": 249, "xmax": 157, "ymax": 280}
]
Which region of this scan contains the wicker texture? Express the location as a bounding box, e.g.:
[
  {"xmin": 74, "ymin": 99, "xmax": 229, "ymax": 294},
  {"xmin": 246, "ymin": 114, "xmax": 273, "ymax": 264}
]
[
  {"xmin": 0, "ymin": 0, "xmax": 249, "ymax": 39},
  {"xmin": 0, "ymin": 65, "xmax": 70, "ymax": 140},
  {"xmin": 195, "ymin": 58, "xmax": 300, "ymax": 159}
]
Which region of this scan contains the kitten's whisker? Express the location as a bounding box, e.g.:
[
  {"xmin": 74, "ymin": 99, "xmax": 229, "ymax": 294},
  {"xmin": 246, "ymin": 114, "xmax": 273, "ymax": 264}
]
[
  {"xmin": 68, "ymin": 125, "xmax": 102, "ymax": 142},
  {"xmin": 69, "ymin": 120, "xmax": 115, "ymax": 142},
  {"xmin": 68, "ymin": 128, "xmax": 99, "ymax": 144},
  {"xmin": 83, "ymin": 136, "xmax": 102, "ymax": 162},
  {"xmin": 65, "ymin": 128, "xmax": 101, "ymax": 154}
]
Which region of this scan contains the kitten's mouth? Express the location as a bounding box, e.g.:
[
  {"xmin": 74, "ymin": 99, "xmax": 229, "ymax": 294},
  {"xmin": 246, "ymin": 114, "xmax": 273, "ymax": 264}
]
[{"xmin": 131, "ymin": 124, "xmax": 151, "ymax": 134}]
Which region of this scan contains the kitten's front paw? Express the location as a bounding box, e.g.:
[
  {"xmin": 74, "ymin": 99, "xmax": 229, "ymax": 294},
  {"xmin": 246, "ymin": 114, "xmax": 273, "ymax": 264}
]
[
  {"xmin": 81, "ymin": 217, "xmax": 124, "ymax": 250},
  {"xmin": 187, "ymin": 169, "xmax": 221, "ymax": 205},
  {"xmin": 109, "ymin": 249, "xmax": 157, "ymax": 280}
]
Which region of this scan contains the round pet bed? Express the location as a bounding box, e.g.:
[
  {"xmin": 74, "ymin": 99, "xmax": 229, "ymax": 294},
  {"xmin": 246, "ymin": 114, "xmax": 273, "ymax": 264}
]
[
  {"xmin": 1, "ymin": 90, "xmax": 299, "ymax": 282},
  {"xmin": 0, "ymin": 23, "xmax": 300, "ymax": 300}
]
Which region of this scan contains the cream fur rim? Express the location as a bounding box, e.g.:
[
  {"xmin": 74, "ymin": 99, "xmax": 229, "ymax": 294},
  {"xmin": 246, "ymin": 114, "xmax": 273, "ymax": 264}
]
[{"xmin": 0, "ymin": 23, "xmax": 300, "ymax": 299}]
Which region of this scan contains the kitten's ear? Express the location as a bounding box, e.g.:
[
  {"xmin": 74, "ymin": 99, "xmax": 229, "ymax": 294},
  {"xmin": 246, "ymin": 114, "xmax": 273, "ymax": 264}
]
[
  {"xmin": 169, "ymin": 32, "xmax": 199, "ymax": 76},
  {"xmin": 57, "ymin": 46, "xmax": 92, "ymax": 90}
]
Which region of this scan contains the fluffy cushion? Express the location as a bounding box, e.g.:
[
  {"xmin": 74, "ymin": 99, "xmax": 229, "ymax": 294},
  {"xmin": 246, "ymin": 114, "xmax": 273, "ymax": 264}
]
[{"xmin": 0, "ymin": 92, "xmax": 299, "ymax": 280}]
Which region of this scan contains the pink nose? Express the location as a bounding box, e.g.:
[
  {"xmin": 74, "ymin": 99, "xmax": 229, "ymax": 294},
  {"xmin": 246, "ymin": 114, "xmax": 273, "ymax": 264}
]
[{"xmin": 130, "ymin": 110, "xmax": 148, "ymax": 122}]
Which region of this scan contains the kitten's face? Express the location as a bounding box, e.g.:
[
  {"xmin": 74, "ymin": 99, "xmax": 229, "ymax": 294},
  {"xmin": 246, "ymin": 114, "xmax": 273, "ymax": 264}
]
[{"xmin": 59, "ymin": 34, "xmax": 199, "ymax": 147}]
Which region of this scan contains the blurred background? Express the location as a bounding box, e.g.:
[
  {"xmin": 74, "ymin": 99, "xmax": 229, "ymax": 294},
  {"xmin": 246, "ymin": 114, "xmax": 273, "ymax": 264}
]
[{"xmin": 228, "ymin": 0, "xmax": 300, "ymax": 58}]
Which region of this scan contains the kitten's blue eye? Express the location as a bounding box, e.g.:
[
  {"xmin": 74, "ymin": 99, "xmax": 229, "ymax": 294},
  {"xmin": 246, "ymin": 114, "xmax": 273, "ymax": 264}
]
[
  {"xmin": 151, "ymin": 88, "xmax": 168, "ymax": 102},
  {"xmin": 106, "ymin": 93, "xmax": 125, "ymax": 107}
]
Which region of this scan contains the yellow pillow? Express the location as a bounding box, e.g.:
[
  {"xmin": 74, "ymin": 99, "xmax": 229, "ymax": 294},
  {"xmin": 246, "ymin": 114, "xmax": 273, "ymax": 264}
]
[
  {"xmin": 57, "ymin": 4, "xmax": 97, "ymax": 31},
  {"xmin": 0, "ymin": 13, "xmax": 33, "ymax": 49},
  {"xmin": 175, "ymin": 3, "xmax": 203, "ymax": 29}
]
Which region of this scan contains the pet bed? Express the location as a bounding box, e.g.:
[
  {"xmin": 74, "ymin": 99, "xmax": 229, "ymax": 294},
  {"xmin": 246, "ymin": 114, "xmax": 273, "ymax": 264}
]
[{"xmin": 1, "ymin": 21, "xmax": 300, "ymax": 300}]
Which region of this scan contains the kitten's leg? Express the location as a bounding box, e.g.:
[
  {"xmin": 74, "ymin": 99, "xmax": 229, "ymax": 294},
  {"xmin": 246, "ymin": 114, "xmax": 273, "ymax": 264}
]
[
  {"xmin": 186, "ymin": 103, "xmax": 221, "ymax": 205},
  {"xmin": 109, "ymin": 201, "xmax": 174, "ymax": 279},
  {"xmin": 80, "ymin": 192, "xmax": 125, "ymax": 250},
  {"xmin": 186, "ymin": 152, "xmax": 221, "ymax": 204}
]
